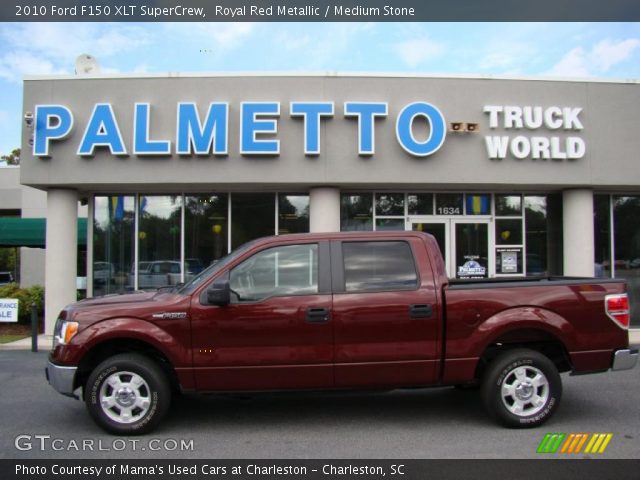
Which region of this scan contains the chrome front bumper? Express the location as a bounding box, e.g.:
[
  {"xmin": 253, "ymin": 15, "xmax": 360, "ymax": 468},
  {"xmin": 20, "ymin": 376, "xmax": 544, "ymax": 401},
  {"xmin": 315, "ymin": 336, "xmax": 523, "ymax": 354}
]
[
  {"xmin": 45, "ymin": 361, "xmax": 78, "ymax": 398},
  {"xmin": 612, "ymin": 349, "xmax": 639, "ymax": 371}
]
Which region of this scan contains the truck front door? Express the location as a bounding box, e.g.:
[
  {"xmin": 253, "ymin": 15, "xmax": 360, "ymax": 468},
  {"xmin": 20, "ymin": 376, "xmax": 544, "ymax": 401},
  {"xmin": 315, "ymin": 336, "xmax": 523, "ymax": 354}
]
[{"xmin": 190, "ymin": 241, "xmax": 333, "ymax": 391}]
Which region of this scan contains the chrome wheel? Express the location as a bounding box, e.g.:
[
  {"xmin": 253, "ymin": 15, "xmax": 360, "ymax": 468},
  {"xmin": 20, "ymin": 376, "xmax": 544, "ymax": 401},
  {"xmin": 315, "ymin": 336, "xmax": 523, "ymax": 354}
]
[
  {"xmin": 500, "ymin": 365, "xmax": 549, "ymax": 417},
  {"xmin": 99, "ymin": 371, "xmax": 151, "ymax": 424}
]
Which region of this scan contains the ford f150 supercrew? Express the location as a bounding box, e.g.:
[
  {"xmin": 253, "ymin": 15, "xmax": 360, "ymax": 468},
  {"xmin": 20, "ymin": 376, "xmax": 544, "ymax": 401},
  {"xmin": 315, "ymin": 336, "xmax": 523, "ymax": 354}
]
[{"xmin": 46, "ymin": 231, "xmax": 638, "ymax": 434}]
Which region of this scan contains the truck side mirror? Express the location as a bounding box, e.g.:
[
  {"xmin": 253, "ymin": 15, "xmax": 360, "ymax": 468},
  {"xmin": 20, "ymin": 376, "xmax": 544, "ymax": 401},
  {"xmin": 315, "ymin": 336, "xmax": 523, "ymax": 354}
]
[{"xmin": 206, "ymin": 282, "xmax": 230, "ymax": 306}]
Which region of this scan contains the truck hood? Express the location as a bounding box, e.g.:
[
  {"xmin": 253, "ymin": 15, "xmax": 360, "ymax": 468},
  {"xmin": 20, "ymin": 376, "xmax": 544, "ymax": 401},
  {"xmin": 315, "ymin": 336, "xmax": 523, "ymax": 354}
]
[
  {"xmin": 76, "ymin": 291, "xmax": 158, "ymax": 307},
  {"xmin": 64, "ymin": 290, "xmax": 190, "ymax": 326}
]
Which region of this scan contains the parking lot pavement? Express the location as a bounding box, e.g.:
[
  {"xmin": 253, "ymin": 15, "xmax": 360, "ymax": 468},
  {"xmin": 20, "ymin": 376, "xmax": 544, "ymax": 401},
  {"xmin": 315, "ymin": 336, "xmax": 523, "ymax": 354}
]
[{"xmin": 1, "ymin": 350, "xmax": 638, "ymax": 460}]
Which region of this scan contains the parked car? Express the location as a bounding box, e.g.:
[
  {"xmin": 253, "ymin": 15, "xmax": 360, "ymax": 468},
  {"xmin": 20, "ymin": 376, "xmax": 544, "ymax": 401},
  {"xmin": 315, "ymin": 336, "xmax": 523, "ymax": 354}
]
[
  {"xmin": 93, "ymin": 262, "xmax": 115, "ymax": 285},
  {"xmin": 46, "ymin": 232, "xmax": 637, "ymax": 434},
  {"xmin": 185, "ymin": 258, "xmax": 204, "ymax": 275},
  {"xmin": 127, "ymin": 261, "xmax": 181, "ymax": 289},
  {"xmin": 0, "ymin": 271, "xmax": 14, "ymax": 285}
]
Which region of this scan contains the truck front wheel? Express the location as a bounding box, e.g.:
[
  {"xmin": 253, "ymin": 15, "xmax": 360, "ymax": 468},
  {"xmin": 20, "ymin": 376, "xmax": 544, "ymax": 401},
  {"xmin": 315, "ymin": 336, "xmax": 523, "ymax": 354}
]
[
  {"xmin": 481, "ymin": 348, "xmax": 562, "ymax": 428},
  {"xmin": 85, "ymin": 353, "xmax": 171, "ymax": 435}
]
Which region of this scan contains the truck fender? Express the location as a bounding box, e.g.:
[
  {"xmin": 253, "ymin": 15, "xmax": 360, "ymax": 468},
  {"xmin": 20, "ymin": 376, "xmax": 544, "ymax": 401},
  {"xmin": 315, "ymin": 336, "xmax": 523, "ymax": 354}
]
[
  {"xmin": 71, "ymin": 317, "xmax": 190, "ymax": 368},
  {"xmin": 475, "ymin": 306, "xmax": 577, "ymax": 355}
]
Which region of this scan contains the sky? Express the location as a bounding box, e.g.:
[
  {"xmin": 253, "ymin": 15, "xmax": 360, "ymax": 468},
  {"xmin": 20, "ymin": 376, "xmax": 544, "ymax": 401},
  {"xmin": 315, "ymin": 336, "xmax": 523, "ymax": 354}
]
[{"xmin": 0, "ymin": 21, "xmax": 639, "ymax": 156}]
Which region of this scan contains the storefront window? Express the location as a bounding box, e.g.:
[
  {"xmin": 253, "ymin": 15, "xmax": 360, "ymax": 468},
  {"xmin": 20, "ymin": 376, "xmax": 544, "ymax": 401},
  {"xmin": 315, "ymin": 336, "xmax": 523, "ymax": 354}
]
[
  {"xmin": 184, "ymin": 194, "xmax": 228, "ymax": 278},
  {"xmin": 137, "ymin": 195, "xmax": 182, "ymax": 290},
  {"xmin": 465, "ymin": 194, "xmax": 491, "ymax": 215},
  {"xmin": 231, "ymin": 193, "xmax": 276, "ymax": 249},
  {"xmin": 407, "ymin": 193, "xmax": 433, "ymax": 215},
  {"xmin": 593, "ymin": 195, "xmax": 612, "ymax": 278},
  {"xmin": 376, "ymin": 218, "xmax": 405, "ymax": 231},
  {"xmin": 375, "ymin": 193, "xmax": 405, "ymax": 216},
  {"xmin": 613, "ymin": 196, "xmax": 640, "ymax": 326},
  {"xmin": 496, "ymin": 219, "xmax": 523, "ymax": 245},
  {"xmin": 524, "ymin": 196, "xmax": 548, "ymax": 277},
  {"xmin": 341, "ymin": 194, "xmax": 373, "ymax": 231},
  {"xmin": 278, "ymin": 194, "xmax": 309, "ymax": 234},
  {"xmin": 435, "ymin": 193, "xmax": 463, "ymax": 216},
  {"xmin": 495, "ymin": 194, "xmax": 522, "ymax": 216},
  {"xmin": 524, "ymin": 195, "xmax": 563, "ymax": 276},
  {"xmin": 93, "ymin": 195, "xmax": 135, "ymax": 296}
]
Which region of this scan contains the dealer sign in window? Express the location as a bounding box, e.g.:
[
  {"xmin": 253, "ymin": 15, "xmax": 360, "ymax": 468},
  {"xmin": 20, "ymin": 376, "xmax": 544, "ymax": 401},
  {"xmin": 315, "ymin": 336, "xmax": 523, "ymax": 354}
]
[{"xmin": 0, "ymin": 299, "xmax": 18, "ymax": 322}]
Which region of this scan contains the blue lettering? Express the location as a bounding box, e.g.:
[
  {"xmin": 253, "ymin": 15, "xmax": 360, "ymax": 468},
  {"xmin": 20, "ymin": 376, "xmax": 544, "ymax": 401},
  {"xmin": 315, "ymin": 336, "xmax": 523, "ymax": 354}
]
[
  {"xmin": 344, "ymin": 102, "xmax": 388, "ymax": 155},
  {"xmin": 133, "ymin": 103, "xmax": 171, "ymax": 155},
  {"xmin": 290, "ymin": 102, "xmax": 334, "ymax": 155},
  {"xmin": 33, "ymin": 105, "xmax": 73, "ymax": 156},
  {"xmin": 176, "ymin": 103, "xmax": 228, "ymax": 155},
  {"xmin": 240, "ymin": 102, "xmax": 280, "ymax": 155},
  {"xmin": 77, "ymin": 104, "xmax": 127, "ymax": 156},
  {"xmin": 395, "ymin": 102, "xmax": 446, "ymax": 157}
]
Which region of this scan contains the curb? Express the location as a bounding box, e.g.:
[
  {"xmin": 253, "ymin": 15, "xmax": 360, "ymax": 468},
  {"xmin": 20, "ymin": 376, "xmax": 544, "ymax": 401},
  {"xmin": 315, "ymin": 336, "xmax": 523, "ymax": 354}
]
[{"xmin": 0, "ymin": 335, "xmax": 52, "ymax": 351}]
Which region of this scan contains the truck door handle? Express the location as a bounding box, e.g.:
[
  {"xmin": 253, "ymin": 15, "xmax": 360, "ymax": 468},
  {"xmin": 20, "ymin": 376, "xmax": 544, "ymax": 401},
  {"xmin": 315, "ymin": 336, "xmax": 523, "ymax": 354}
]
[
  {"xmin": 305, "ymin": 307, "xmax": 330, "ymax": 324},
  {"xmin": 410, "ymin": 304, "xmax": 433, "ymax": 319}
]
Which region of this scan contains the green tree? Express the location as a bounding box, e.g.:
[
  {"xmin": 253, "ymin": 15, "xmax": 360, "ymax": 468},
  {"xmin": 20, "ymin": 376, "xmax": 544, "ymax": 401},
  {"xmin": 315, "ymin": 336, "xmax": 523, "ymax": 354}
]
[{"xmin": 1, "ymin": 148, "xmax": 20, "ymax": 165}]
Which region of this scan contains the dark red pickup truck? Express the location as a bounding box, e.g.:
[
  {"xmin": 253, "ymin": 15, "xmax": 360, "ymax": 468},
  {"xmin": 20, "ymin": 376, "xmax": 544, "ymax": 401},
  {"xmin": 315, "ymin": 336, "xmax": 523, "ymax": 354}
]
[{"xmin": 46, "ymin": 231, "xmax": 637, "ymax": 434}]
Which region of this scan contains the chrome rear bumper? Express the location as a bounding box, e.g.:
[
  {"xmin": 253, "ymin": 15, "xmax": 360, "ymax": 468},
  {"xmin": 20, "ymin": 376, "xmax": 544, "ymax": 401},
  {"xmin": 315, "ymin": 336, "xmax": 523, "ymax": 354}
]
[{"xmin": 612, "ymin": 349, "xmax": 638, "ymax": 371}]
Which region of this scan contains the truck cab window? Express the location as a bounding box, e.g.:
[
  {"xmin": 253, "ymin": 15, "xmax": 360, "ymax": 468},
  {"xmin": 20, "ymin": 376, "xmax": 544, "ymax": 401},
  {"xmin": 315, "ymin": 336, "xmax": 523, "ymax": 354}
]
[
  {"xmin": 229, "ymin": 244, "xmax": 318, "ymax": 302},
  {"xmin": 343, "ymin": 241, "xmax": 418, "ymax": 292}
]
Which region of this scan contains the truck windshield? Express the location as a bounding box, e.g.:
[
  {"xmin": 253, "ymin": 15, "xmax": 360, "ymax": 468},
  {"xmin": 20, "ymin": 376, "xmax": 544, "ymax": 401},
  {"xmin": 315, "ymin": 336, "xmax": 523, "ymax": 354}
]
[{"xmin": 177, "ymin": 239, "xmax": 259, "ymax": 295}]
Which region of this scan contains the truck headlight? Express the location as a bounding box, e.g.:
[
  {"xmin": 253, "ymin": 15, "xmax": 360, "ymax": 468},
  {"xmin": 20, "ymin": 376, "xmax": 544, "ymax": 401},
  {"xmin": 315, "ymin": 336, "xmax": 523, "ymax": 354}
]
[{"xmin": 53, "ymin": 319, "xmax": 79, "ymax": 347}]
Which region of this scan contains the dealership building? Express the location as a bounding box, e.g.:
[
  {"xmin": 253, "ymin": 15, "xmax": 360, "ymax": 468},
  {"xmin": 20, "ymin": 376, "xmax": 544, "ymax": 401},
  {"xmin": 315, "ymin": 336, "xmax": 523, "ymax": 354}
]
[{"xmin": 6, "ymin": 72, "xmax": 640, "ymax": 333}]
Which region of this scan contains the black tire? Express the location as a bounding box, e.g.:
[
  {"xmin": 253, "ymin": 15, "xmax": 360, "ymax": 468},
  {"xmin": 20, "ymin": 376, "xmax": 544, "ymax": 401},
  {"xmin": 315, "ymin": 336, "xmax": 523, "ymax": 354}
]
[
  {"xmin": 85, "ymin": 353, "xmax": 171, "ymax": 435},
  {"xmin": 481, "ymin": 348, "xmax": 562, "ymax": 428}
]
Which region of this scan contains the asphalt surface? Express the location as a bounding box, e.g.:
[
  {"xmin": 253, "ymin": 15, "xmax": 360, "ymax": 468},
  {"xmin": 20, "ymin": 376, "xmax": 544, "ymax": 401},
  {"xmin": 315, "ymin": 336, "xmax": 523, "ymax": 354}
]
[{"xmin": 1, "ymin": 350, "xmax": 638, "ymax": 460}]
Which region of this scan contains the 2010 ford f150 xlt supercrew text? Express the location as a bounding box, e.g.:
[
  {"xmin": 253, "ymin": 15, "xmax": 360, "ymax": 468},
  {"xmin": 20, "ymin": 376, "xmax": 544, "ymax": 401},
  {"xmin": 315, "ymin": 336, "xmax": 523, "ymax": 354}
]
[{"xmin": 46, "ymin": 232, "xmax": 638, "ymax": 434}]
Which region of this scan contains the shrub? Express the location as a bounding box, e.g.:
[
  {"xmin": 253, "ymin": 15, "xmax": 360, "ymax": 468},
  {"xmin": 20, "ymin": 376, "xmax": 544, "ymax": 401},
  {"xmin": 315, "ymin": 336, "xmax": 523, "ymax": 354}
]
[{"xmin": 0, "ymin": 284, "xmax": 45, "ymax": 321}]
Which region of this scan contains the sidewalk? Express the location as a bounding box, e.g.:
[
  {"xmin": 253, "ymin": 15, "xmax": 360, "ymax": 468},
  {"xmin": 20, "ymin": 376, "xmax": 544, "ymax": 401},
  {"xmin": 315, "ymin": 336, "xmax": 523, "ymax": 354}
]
[
  {"xmin": 2, "ymin": 331, "xmax": 639, "ymax": 351},
  {"xmin": 0, "ymin": 334, "xmax": 53, "ymax": 351}
]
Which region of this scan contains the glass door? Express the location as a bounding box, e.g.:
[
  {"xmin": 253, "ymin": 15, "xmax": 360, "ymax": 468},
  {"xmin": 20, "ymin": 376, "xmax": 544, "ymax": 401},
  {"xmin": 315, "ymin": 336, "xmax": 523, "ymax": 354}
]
[
  {"xmin": 452, "ymin": 219, "xmax": 491, "ymax": 279},
  {"xmin": 410, "ymin": 218, "xmax": 492, "ymax": 279},
  {"xmin": 409, "ymin": 220, "xmax": 451, "ymax": 275}
]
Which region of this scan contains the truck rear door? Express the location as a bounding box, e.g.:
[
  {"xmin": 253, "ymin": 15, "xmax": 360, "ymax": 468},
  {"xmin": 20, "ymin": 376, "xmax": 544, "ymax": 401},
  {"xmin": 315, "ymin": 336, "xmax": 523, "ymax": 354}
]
[{"xmin": 331, "ymin": 236, "xmax": 441, "ymax": 387}]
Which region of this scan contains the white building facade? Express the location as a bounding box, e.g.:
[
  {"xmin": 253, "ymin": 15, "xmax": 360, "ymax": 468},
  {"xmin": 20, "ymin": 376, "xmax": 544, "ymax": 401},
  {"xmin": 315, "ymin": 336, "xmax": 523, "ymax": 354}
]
[{"xmin": 14, "ymin": 73, "xmax": 640, "ymax": 333}]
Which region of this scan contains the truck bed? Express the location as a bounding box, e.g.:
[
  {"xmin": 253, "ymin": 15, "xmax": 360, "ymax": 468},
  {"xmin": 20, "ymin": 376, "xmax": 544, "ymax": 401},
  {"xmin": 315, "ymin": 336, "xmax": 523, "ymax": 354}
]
[{"xmin": 448, "ymin": 276, "xmax": 623, "ymax": 289}]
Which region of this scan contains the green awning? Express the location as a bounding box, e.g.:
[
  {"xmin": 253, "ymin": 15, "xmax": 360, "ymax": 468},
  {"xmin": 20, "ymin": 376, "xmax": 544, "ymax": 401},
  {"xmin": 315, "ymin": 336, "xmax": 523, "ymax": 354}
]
[{"xmin": 0, "ymin": 217, "xmax": 87, "ymax": 247}]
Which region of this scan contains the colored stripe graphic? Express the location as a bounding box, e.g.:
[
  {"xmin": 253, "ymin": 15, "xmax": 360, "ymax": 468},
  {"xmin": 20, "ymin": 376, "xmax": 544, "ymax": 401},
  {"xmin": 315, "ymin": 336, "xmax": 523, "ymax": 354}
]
[
  {"xmin": 537, "ymin": 433, "xmax": 566, "ymax": 453},
  {"xmin": 538, "ymin": 433, "xmax": 613, "ymax": 454},
  {"xmin": 560, "ymin": 433, "xmax": 589, "ymax": 454},
  {"xmin": 584, "ymin": 433, "xmax": 613, "ymax": 454}
]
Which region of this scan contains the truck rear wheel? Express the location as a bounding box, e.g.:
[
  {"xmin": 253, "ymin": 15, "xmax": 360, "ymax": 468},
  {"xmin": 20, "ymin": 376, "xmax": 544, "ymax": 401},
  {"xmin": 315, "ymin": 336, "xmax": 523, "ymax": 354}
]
[
  {"xmin": 481, "ymin": 348, "xmax": 561, "ymax": 428},
  {"xmin": 85, "ymin": 353, "xmax": 170, "ymax": 435}
]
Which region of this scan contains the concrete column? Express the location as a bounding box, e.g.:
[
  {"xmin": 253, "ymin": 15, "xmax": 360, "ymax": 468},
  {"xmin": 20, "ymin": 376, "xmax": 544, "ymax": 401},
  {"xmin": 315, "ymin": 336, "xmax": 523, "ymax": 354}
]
[
  {"xmin": 45, "ymin": 189, "xmax": 78, "ymax": 334},
  {"xmin": 562, "ymin": 189, "xmax": 595, "ymax": 277},
  {"xmin": 309, "ymin": 187, "xmax": 340, "ymax": 232}
]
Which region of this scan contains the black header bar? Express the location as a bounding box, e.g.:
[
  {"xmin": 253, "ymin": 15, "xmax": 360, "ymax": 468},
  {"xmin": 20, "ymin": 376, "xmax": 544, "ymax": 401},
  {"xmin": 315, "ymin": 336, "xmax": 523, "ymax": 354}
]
[
  {"xmin": 3, "ymin": 459, "xmax": 640, "ymax": 480},
  {"xmin": 3, "ymin": 0, "xmax": 640, "ymax": 22}
]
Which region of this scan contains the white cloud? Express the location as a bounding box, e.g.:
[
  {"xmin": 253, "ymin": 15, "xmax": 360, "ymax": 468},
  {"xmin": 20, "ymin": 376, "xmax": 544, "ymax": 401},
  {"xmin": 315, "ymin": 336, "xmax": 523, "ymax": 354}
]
[
  {"xmin": 591, "ymin": 38, "xmax": 640, "ymax": 71},
  {"xmin": 0, "ymin": 51, "xmax": 65, "ymax": 82},
  {"xmin": 545, "ymin": 38, "xmax": 640, "ymax": 77},
  {"xmin": 132, "ymin": 63, "xmax": 150, "ymax": 74},
  {"xmin": 0, "ymin": 23, "xmax": 152, "ymax": 82},
  {"xmin": 288, "ymin": 23, "xmax": 377, "ymax": 70},
  {"xmin": 275, "ymin": 31, "xmax": 311, "ymax": 51},
  {"xmin": 166, "ymin": 23, "xmax": 256, "ymax": 51},
  {"xmin": 0, "ymin": 110, "xmax": 9, "ymax": 128},
  {"xmin": 393, "ymin": 35, "xmax": 444, "ymax": 68},
  {"xmin": 1, "ymin": 23, "xmax": 150, "ymax": 62},
  {"xmin": 545, "ymin": 47, "xmax": 591, "ymax": 77}
]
